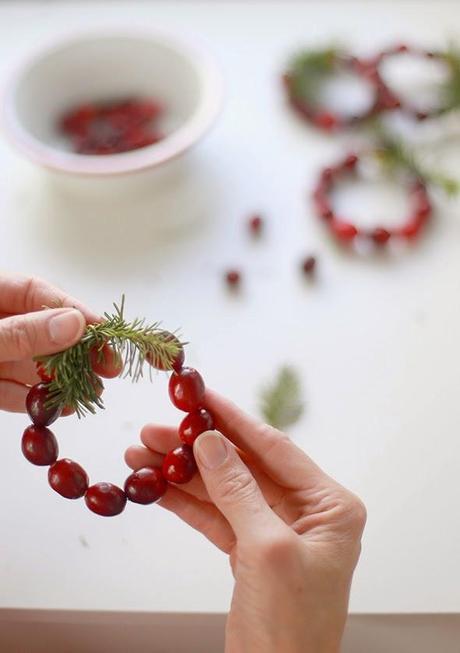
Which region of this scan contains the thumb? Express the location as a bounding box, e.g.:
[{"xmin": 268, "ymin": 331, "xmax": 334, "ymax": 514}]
[
  {"xmin": 194, "ymin": 430, "xmax": 277, "ymax": 540},
  {"xmin": 0, "ymin": 308, "xmax": 86, "ymax": 362}
]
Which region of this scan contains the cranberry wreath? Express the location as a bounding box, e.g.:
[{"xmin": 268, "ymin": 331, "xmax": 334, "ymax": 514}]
[{"xmin": 22, "ymin": 299, "xmax": 210, "ymax": 517}]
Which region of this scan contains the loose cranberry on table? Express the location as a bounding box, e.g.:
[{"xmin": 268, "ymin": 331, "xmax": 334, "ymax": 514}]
[
  {"xmin": 162, "ymin": 445, "xmax": 197, "ymax": 484},
  {"xmin": 21, "ymin": 425, "xmax": 59, "ymax": 466},
  {"xmin": 48, "ymin": 459, "xmax": 89, "ymax": 499},
  {"xmin": 169, "ymin": 367, "xmax": 205, "ymax": 412},
  {"xmin": 125, "ymin": 467, "xmax": 167, "ymax": 504},
  {"xmin": 179, "ymin": 408, "xmax": 215, "ymax": 446},
  {"xmin": 85, "ymin": 482, "xmax": 127, "ymax": 517},
  {"xmin": 26, "ymin": 383, "xmax": 62, "ymax": 427}
]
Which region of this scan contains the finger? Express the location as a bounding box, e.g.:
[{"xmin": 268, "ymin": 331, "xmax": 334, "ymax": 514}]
[
  {"xmin": 0, "ymin": 273, "xmax": 100, "ymax": 322},
  {"xmin": 0, "ymin": 359, "xmax": 40, "ymax": 385},
  {"xmin": 0, "ymin": 380, "xmax": 29, "ymax": 412},
  {"xmin": 126, "ymin": 442, "xmax": 210, "ymax": 502},
  {"xmin": 124, "ymin": 445, "xmax": 164, "ymax": 470},
  {"xmin": 0, "ymin": 308, "xmax": 86, "ymax": 362},
  {"xmin": 194, "ymin": 430, "xmax": 282, "ymax": 541},
  {"xmin": 204, "ymin": 389, "xmax": 327, "ymax": 490},
  {"xmin": 159, "ymin": 485, "xmax": 235, "ymax": 553},
  {"xmin": 140, "ymin": 423, "xmax": 283, "ymax": 506}
]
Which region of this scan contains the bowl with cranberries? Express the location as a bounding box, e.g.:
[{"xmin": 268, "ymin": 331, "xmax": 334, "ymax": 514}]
[{"xmin": 2, "ymin": 31, "xmax": 222, "ymax": 186}]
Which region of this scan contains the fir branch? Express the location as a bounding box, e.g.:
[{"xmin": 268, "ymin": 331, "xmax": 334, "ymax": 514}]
[
  {"xmin": 286, "ymin": 47, "xmax": 341, "ymax": 104},
  {"xmin": 34, "ymin": 297, "xmax": 184, "ymax": 418},
  {"xmin": 440, "ymin": 45, "xmax": 460, "ymax": 112},
  {"xmin": 260, "ymin": 366, "xmax": 304, "ymax": 430}
]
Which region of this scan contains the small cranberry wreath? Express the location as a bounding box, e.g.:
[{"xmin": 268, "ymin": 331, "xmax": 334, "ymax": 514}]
[
  {"xmin": 22, "ymin": 299, "xmax": 211, "ymax": 517},
  {"xmin": 282, "ymin": 47, "xmax": 392, "ymax": 132},
  {"xmin": 312, "ymin": 146, "xmax": 433, "ymax": 247}
]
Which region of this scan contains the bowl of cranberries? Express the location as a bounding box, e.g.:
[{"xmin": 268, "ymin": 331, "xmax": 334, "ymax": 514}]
[{"xmin": 2, "ymin": 31, "xmax": 222, "ymax": 182}]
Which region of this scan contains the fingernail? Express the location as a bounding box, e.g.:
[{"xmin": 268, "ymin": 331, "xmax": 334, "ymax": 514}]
[
  {"xmin": 48, "ymin": 309, "xmax": 85, "ymax": 345},
  {"xmin": 195, "ymin": 431, "xmax": 228, "ymax": 469}
]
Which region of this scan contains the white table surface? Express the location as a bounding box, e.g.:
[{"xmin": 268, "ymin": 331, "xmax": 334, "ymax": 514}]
[{"xmin": 1, "ymin": 0, "xmax": 460, "ymax": 615}]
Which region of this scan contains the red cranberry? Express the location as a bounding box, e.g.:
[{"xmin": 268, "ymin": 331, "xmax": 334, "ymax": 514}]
[
  {"xmin": 314, "ymin": 111, "xmax": 339, "ymax": 131},
  {"xmin": 320, "ymin": 167, "xmax": 334, "ymax": 185},
  {"xmin": 48, "ymin": 459, "xmax": 89, "ymax": 499},
  {"xmin": 371, "ymin": 227, "xmax": 391, "ymax": 246},
  {"xmin": 162, "ymin": 445, "xmax": 197, "ymax": 484},
  {"xmin": 35, "ymin": 361, "xmax": 55, "ymax": 384},
  {"xmin": 331, "ymin": 221, "xmax": 358, "ymax": 242},
  {"xmin": 85, "ymin": 483, "xmax": 127, "ymax": 516},
  {"xmin": 400, "ymin": 220, "xmax": 423, "ymax": 240},
  {"xmin": 343, "ymin": 153, "xmax": 358, "ymax": 170},
  {"xmin": 394, "ymin": 44, "xmax": 409, "ymax": 54},
  {"xmin": 90, "ymin": 343, "xmax": 123, "ymax": 379},
  {"xmin": 225, "ymin": 270, "xmax": 241, "ymax": 288},
  {"xmin": 169, "ymin": 367, "xmax": 205, "ymax": 412},
  {"xmin": 146, "ymin": 331, "xmax": 185, "ymax": 372},
  {"xmin": 179, "ymin": 409, "xmax": 215, "ymax": 446},
  {"xmin": 61, "ymin": 104, "xmax": 96, "ymax": 136},
  {"xmin": 249, "ymin": 214, "xmax": 263, "ymax": 235},
  {"xmin": 124, "ymin": 467, "xmax": 167, "ymax": 504},
  {"xmin": 21, "ymin": 425, "xmax": 58, "ymax": 466},
  {"xmin": 301, "ymin": 256, "xmax": 317, "ymax": 276},
  {"xmin": 26, "ymin": 384, "xmax": 62, "ymax": 427}
]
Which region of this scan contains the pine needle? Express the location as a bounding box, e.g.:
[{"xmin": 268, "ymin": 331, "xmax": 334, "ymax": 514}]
[
  {"xmin": 260, "ymin": 367, "xmax": 304, "ymax": 430},
  {"xmin": 34, "ymin": 296, "xmax": 184, "ymax": 418}
]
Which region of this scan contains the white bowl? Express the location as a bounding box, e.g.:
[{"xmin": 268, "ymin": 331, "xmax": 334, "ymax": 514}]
[{"xmin": 2, "ymin": 31, "xmax": 222, "ymax": 182}]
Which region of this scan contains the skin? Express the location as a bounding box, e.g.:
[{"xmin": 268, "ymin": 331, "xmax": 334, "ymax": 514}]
[
  {"xmin": 0, "ymin": 273, "xmax": 117, "ymax": 412},
  {"xmin": 126, "ymin": 391, "xmax": 367, "ymax": 653},
  {"xmin": 0, "ymin": 273, "xmax": 366, "ymax": 651}
]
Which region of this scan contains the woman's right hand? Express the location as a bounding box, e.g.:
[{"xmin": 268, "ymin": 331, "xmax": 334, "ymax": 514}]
[{"xmin": 126, "ymin": 390, "xmax": 366, "ymax": 653}]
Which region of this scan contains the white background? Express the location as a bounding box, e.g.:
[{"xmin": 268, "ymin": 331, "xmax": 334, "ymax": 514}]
[{"xmin": 0, "ymin": 0, "xmax": 460, "ymax": 615}]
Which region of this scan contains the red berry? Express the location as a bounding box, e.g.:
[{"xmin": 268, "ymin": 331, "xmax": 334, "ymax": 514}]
[
  {"xmin": 35, "ymin": 361, "xmax": 55, "ymax": 384},
  {"xmin": 61, "ymin": 104, "xmax": 96, "ymax": 136},
  {"xmin": 395, "ymin": 44, "xmax": 409, "ymax": 54},
  {"xmin": 225, "ymin": 270, "xmax": 241, "ymax": 288},
  {"xmin": 21, "ymin": 425, "xmax": 58, "ymax": 466},
  {"xmin": 331, "ymin": 221, "xmax": 358, "ymax": 242},
  {"xmin": 26, "ymin": 383, "xmax": 62, "ymax": 427},
  {"xmin": 249, "ymin": 214, "xmax": 263, "ymax": 235},
  {"xmin": 124, "ymin": 467, "xmax": 167, "ymax": 504},
  {"xmin": 162, "ymin": 445, "xmax": 197, "ymax": 484},
  {"xmin": 48, "ymin": 459, "xmax": 89, "ymax": 499},
  {"xmin": 179, "ymin": 408, "xmax": 215, "ymax": 446},
  {"xmin": 371, "ymin": 227, "xmax": 391, "ymax": 246},
  {"xmin": 85, "ymin": 483, "xmax": 127, "ymax": 516},
  {"xmin": 146, "ymin": 331, "xmax": 185, "ymax": 372},
  {"xmin": 400, "ymin": 220, "xmax": 423, "ymax": 240},
  {"xmin": 301, "ymin": 256, "xmax": 317, "ymax": 276},
  {"xmin": 343, "ymin": 153, "xmax": 358, "ymax": 170},
  {"xmin": 169, "ymin": 367, "xmax": 205, "ymax": 412},
  {"xmin": 314, "ymin": 111, "xmax": 339, "ymax": 131},
  {"xmin": 320, "ymin": 167, "xmax": 334, "ymax": 185},
  {"xmin": 90, "ymin": 343, "xmax": 123, "ymax": 378}
]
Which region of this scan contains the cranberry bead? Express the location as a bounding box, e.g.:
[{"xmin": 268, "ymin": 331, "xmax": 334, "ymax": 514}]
[
  {"xmin": 21, "ymin": 425, "xmax": 58, "ymax": 466},
  {"xmin": 90, "ymin": 343, "xmax": 123, "ymax": 379},
  {"xmin": 331, "ymin": 221, "xmax": 358, "ymax": 242},
  {"xmin": 343, "ymin": 154, "xmax": 358, "ymax": 170},
  {"xmin": 125, "ymin": 467, "xmax": 167, "ymax": 504},
  {"xmin": 179, "ymin": 409, "xmax": 215, "ymax": 446},
  {"xmin": 162, "ymin": 445, "xmax": 197, "ymax": 484},
  {"xmin": 48, "ymin": 459, "xmax": 89, "ymax": 499},
  {"xmin": 314, "ymin": 111, "xmax": 338, "ymax": 131},
  {"xmin": 169, "ymin": 367, "xmax": 205, "ymax": 412},
  {"xmin": 371, "ymin": 227, "xmax": 391, "ymax": 246},
  {"xmin": 85, "ymin": 483, "xmax": 127, "ymax": 516},
  {"xmin": 146, "ymin": 331, "xmax": 185, "ymax": 372},
  {"xmin": 26, "ymin": 383, "xmax": 62, "ymax": 427},
  {"xmin": 35, "ymin": 361, "xmax": 55, "ymax": 384}
]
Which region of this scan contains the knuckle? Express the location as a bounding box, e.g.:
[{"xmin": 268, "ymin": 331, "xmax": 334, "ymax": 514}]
[
  {"xmin": 23, "ymin": 275, "xmax": 43, "ymax": 311},
  {"xmin": 340, "ymin": 492, "xmax": 367, "ymax": 535},
  {"xmin": 5, "ymin": 316, "xmax": 37, "ymax": 358},
  {"xmin": 216, "ymin": 468, "xmax": 257, "ymax": 506}
]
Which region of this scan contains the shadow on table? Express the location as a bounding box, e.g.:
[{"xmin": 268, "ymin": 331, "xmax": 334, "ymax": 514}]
[{"xmin": 0, "ymin": 611, "xmax": 459, "ymax": 653}]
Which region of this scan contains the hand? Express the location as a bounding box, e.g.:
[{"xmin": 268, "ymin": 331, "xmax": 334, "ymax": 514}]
[
  {"xmin": 0, "ymin": 273, "xmax": 113, "ymax": 414},
  {"xmin": 126, "ymin": 390, "xmax": 366, "ymax": 653}
]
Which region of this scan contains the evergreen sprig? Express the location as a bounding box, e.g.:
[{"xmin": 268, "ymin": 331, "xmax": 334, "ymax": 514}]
[
  {"xmin": 34, "ymin": 297, "xmax": 183, "ymax": 418},
  {"xmin": 260, "ymin": 366, "xmax": 304, "ymax": 430},
  {"xmin": 287, "ymin": 47, "xmax": 340, "ymax": 104}
]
